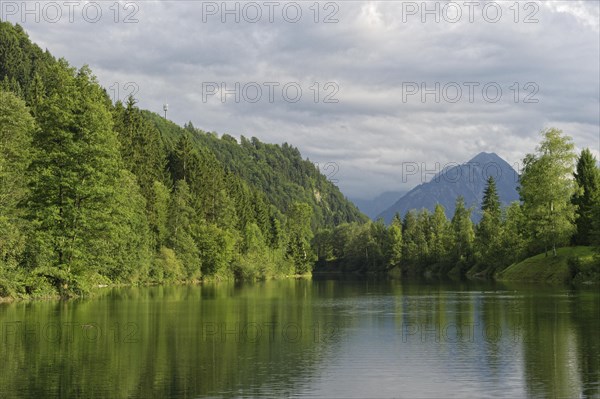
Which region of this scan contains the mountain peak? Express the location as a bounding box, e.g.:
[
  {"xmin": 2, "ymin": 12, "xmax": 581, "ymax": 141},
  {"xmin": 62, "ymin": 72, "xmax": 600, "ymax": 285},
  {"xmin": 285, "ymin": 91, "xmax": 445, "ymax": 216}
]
[
  {"xmin": 468, "ymin": 152, "xmax": 502, "ymax": 164},
  {"xmin": 377, "ymin": 152, "xmax": 519, "ymax": 223}
]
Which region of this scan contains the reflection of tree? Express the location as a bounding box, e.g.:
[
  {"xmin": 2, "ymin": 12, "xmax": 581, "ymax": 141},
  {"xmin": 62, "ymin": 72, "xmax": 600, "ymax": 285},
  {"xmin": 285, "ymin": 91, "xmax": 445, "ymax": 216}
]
[
  {"xmin": 0, "ymin": 282, "xmax": 597, "ymax": 398},
  {"xmin": 391, "ymin": 281, "xmax": 596, "ymax": 398},
  {"xmin": 514, "ymin": 288, "xmax": 586, "ymax": 398},
  {"xmin": 569, "ymin": 291, "xmax": 600, "ymax": 398},
  {"xmin": 0, "ymin": 281, "xmax": 345, "ymax": 398}
]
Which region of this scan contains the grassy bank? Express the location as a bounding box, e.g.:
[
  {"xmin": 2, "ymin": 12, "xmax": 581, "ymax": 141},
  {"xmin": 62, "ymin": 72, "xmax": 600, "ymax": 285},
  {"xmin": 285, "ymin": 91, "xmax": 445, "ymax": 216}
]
[{"xmin": 496, "ymin": 246, "xmax": 599, "ymax": 284}]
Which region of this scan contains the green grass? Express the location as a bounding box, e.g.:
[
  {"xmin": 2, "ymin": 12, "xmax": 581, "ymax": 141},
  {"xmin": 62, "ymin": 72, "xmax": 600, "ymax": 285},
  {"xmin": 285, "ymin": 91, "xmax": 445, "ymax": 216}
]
[{"xmin": 496, "ymin": 246, "xmax": 599, "ymax": 284}]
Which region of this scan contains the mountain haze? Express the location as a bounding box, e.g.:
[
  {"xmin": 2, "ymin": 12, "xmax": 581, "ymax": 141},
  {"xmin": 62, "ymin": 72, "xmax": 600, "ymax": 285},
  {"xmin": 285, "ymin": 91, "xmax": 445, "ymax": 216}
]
[
  {"xmin": 378, "ymin": 152, "xmax": 520, "ymax": 223},
  {"xmin": 350, "ymin": 191, "xmax": 406, "ymax": 220}
]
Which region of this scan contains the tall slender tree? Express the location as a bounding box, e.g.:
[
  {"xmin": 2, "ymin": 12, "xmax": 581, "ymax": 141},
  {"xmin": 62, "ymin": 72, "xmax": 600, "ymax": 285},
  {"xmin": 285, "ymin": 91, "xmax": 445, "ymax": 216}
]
[
  {"xmin": 26, "ymin": 63, "xmax": 122, "ymax": 293},
  {"xmin": 572, "ymin": 149, "xmax": 600, "ymax": 245},
  {"xmin": 475, "ymin": 176, "xmax": 503, "ymax": 270},
  {"xmin": 450, "ymin": 196, "xmax": 474, "ymax": 265},
  {"xmin": 0, "ymin": 89, "xmax": 35, "ymax": 283},
  {"xmin": 519, "ymin": 128, "xmax": 578, "ymax": 256}
]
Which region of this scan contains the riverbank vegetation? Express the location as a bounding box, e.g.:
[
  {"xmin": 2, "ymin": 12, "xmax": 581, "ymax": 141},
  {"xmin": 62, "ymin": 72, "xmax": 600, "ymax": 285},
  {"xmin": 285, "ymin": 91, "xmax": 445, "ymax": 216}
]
[
  {"xmin": 1, "ymin": 21, "xmax": 599, "ymax": 300},
  {"xmin": 313, "ymin": 132, "xmax": 600, "ymax": 284}
]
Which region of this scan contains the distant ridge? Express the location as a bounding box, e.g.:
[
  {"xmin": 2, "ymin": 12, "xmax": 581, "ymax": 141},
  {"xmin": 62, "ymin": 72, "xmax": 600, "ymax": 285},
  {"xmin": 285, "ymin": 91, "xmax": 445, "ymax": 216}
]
[
  {"xmin": 377, "ymin": 152, "xmax": 520, "ymax": 223},
  {"xmin": 350, "ymin": 191, "xmax": 406, "ymax": 220}
]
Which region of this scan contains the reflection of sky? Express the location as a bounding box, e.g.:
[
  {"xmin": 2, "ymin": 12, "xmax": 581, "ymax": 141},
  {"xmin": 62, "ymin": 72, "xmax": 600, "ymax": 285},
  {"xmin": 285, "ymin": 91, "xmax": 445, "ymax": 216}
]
[{"xmin": 291, "ymin": 291, "xmax": 553, "ymax": 398}]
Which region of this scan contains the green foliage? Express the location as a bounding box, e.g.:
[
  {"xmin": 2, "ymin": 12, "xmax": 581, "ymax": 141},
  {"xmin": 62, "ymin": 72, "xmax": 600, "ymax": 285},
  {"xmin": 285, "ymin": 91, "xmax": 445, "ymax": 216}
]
[
  {"xmin": 148, "ymin": 111, "xmax": 367, "ymax": 229},
  {"xmin": 195, "ymin": 223, "xmax": 235, "ymax": 278},
  {"xmin": 167, "ymin": 180, "xmax": 201, "ymax": 280},
  {"xmin": 497, "ymin": 246, "xmax": 598, "ymax": 284},
  {"xmin": 572, "ymin": 149, "xmax": 600, "ymax": 245},
  {"xmin": 402, "ymin": 210, "xmax": 419, "ymax": 266},
  {"xmin": 519, "ymin": 128, "xmax": 578, "ymax": 256},
  {"xmin": 25, "ymin": 63, "xmax": 123, "ymax": 294},
  {"xmin": 0, "ymin": 89, "xmax": 34, "ymax": 213},
  {"xmin": 474, "ymin": 177, "xmax": 504, "ymax": 273},
  {"xmin": 0, "ymin": 89, "xmax": 34, "ymax": 278},
  {"xmin": 386, "ymin": 219, "xmax": 403, "ymax": 268},
  {"xmin": 450, "ymin": 196, "xmax": 475, "ymax": 268},
  {"xmin": 151, "ymin": 247, "xmax": 186, "ymax": 283},
  {"xmin": 499, "ymin": 202, "xmax": 528, "ymax": 267},
  {"xmin": 429, "ymin": 204, "xmax": 451, "ymax": 264},
  {"xmin": 101, "ymin": 170, "xmax": 152, "ymax": 283},
  {"xmin": 0, "ymin": 20, "xmax": 597, "ymax": 297},
  {"xmin": 148, "ymin": 181, "xmax": 171, "ymax": 249},
  {"xmin": 112, "ymin": 97, "xmax": 169, "ymax": 197},
  {"xmin": 286, "ymin": 202, "xmax": 315, "ymax": 274}
]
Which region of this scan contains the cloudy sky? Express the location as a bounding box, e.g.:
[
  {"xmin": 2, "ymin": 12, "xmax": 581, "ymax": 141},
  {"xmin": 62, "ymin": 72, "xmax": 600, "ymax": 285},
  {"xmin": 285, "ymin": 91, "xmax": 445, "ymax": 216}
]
[{"xmin": 5, "ymin": 0, "xmax": 599, "ymax": 199}]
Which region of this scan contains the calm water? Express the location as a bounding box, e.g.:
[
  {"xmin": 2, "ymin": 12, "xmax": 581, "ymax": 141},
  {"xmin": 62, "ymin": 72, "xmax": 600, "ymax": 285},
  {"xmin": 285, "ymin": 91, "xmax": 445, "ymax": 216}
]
[{"xmin": 0, "ymin": 279, "xmax": 598, "ymax": 398}]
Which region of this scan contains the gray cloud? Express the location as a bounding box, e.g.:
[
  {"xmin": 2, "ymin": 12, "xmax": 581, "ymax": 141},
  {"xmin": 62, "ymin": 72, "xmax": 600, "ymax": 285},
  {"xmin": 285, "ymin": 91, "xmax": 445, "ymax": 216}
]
[{"xmin": 7, "ymin": 0, "xmax": 599, "ymax": 199}]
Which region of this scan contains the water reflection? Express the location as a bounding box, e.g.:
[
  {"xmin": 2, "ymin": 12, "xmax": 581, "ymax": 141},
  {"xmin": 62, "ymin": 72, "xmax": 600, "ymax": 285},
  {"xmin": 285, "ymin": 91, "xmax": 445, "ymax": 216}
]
[{"xmin": 0, "ymin": 279, "xmax": 598, "ymax": 398}]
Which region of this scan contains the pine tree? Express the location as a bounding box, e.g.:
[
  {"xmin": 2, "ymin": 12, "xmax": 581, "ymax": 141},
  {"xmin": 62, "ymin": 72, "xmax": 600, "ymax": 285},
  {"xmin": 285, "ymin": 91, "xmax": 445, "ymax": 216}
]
[
  {"xmin": 572, "ymin": 149, "xmax": 600, "ymax": 245},
  {"xmin": 430, "ymin": 204, "xmax": 450, "ymax": 263},
  {"xmin": 402, "ymin": 210, "xmax": 419, "ymax": 265},
  {"xmin": 148, "ymin": 181, "xmax": 171, "ymax": 249},
  {"xmin": 415, "ymin": 209, "xmax": 431, "ymax": 265},
  {"xmin": 500, "ymin": 202, "xmax": 527, "ymax": 266},
  {"xmin": 451, "ymin": 196, "xmax": 475, "ymax": 267},
  {"xmin": 102, "ymin": 170, "xmax": 152, "ymax": 282},
  {"xmin": 167, "ymin": 180, "xmax": 201, "ymax": 280},
  {"xmin": 286, "ymin": 202, "xmax": 314, "ymax": 274},
  {"xmin": 475, "ymin": 176, "xmax": 503, "ymax": 271},
  {"xmin": 113, "ymin": 96, "xmax": 169, "ymax": 198},
  {"xmin": 386, "ymin": 217, "xmax": 403, "ymax": 268}
]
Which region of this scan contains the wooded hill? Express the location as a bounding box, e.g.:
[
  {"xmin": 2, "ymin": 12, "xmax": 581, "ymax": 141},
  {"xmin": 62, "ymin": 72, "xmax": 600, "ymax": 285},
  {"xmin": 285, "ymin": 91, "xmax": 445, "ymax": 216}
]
[{"xmin": 0, "ymin": 21, "xmax": 365, "ymax": 298}]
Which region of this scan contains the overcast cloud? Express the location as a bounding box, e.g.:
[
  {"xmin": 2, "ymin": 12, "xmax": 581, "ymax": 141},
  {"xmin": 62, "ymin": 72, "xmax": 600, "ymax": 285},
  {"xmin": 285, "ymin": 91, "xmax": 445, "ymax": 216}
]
[{"xmin": 3, "ymin": 0, "xmax": 599, "ymax": 198}]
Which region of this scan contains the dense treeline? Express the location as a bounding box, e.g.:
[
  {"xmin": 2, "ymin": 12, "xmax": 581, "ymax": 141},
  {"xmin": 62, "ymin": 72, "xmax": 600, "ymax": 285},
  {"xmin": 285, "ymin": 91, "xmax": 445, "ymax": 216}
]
[
  {"xmin": 314, "ymin": 130, "xmax": 600, "ymax": 279},
  {"xmin": 0, "ymin": 21, "xmax": 364, "ymax": 298},
  {"xmin": 140, "ymin": 112, "xmax": 367, "ymax": 227},
  {"xmin": 1, "ymin": 22, "xmax": 599, "ymax": 298}
]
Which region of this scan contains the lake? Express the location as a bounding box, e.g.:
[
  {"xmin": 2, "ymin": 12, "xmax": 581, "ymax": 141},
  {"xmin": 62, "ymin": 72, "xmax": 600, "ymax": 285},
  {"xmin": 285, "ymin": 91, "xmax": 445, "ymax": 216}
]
[{"xmin": 1, "ymin": 278, "xmax": 598, "ymax": 398}]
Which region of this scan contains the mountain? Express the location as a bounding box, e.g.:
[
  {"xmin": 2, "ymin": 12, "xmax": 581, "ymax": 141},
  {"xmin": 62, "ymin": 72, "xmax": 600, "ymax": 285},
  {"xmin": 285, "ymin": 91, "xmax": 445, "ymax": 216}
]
[
  {"xmin": 377, "ymin": 152, "xmax": 520, "ymax": 223},
  {"xmin": 351, "ymin": 191, "xmax": 406, "ymax": 220}
]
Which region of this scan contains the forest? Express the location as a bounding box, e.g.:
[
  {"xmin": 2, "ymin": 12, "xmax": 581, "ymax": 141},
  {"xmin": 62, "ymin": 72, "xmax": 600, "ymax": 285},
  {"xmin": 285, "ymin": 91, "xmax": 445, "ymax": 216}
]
[
  {"xmin": 0, "ymin": 21, "xmax": 365, "ymax": 298},
  {"xmin": 313, "ymin": 139, "xmax": 600, "ymax": 281},
  {"xmin": 1, "ymin": 21, "xmax": 599, "ymax": 299}
]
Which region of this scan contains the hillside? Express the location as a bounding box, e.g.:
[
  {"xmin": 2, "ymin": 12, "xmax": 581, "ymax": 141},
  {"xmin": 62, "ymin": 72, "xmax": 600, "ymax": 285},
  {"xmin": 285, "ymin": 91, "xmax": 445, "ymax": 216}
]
[
  {"xmin": 0, "ymin": 21, "xmax": 365, "ymax": 231},
  {"xmin": 496, "ymin": 247, "xmax": 599, "ymax": 284},
  {"xmin": 378, "ymin": 152, "xmax": 520, "ymax": 223},
  {"xmin": 141, "ymin": 112, "xmax": 366, "ymax": 228}
]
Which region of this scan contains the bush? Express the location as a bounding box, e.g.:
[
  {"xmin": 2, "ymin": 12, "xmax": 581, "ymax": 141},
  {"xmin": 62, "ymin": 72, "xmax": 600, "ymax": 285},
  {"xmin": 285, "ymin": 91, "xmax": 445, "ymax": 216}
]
[{"xmin": 152, "ymin": 247, "xmax": 186, "ymax": 283}]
